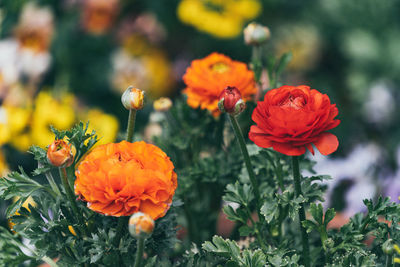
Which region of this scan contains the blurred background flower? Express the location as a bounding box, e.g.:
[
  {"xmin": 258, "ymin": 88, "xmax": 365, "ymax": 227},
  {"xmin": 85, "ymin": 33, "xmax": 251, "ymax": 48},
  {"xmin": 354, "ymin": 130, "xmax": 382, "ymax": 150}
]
[
  {"xmin": 111, "ymin": 35, "xmax": 174, "ymax": 99},
  {"xmin": 177, "ymin": 0, "xmax": 261, "ymax": 38},
  {"xmin": 81, "ymin": 0, "xmax": 119, "ymax": 35}
]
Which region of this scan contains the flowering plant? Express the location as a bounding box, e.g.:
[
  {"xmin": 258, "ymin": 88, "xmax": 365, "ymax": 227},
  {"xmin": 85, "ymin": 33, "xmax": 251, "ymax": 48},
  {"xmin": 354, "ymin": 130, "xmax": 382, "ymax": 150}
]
[{"xmin": 0, "ymin": 7, "xmax": 399, "ymax": 266}]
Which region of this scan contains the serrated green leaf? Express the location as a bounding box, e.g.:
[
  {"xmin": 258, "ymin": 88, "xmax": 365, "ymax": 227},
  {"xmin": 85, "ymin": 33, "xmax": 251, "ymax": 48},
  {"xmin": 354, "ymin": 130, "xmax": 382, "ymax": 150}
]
[
  {"xmin": 238, "ymin": 225, "xmax": 254, "ymax": 237},
  {"xmin": 324, "ymin": 208, "xmax": 336, "ymax": 227},
  {"xmin": 302, "ymin": 220, "xmax": 317, "ymax": 234},
  {"xmin": 310, "ymin": 203, "xmax": 323, "ymax": 225},
  {"xmin": 260, "ymin": 201, "xmax": 279, "ymax": 224}
]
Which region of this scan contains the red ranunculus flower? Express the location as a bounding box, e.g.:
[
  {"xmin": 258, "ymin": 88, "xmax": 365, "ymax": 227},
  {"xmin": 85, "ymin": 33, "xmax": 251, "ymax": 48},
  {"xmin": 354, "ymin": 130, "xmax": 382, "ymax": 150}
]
[{"xmin": 249, "ymin": 85, "xmax": 340, "ymax": 156}]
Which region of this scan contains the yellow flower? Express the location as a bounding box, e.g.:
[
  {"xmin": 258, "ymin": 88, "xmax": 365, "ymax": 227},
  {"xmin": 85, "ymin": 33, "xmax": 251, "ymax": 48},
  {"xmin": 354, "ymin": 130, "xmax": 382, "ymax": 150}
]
[
  {"xmin": 0, "ymin": 149, "xmax": 9, "ymax": 177},
  {"xmin": 275, "ymin": 25, "xmax": 321, "ymax": 72},
  {"xmin": 0, "ymin": 107, "xmax": 11, "ymax": 146},
  {"xmin": 177, "ymin": 0, "xmax": 261, "ymax": 38},
  {"xmin": 31, "ymin": 91, "xmax": 75, "ymax": 148},
  {"xmin": 394, "ymin": 244, "xmax": 400, "ymax": 254},
  {"xmin": 153, "ymin": 97, "xmax": 172, "ymax": 112},
  {"xmin": 84, "ymin": 109, "xmax": 119, "ymax": 146},
  {"xmin": 112, "ymin": 35, "xmax": 174, "ymax": 99},
  {"xmin": 3, "ymin": 105, "xmax": 32, "ymax": 151}
]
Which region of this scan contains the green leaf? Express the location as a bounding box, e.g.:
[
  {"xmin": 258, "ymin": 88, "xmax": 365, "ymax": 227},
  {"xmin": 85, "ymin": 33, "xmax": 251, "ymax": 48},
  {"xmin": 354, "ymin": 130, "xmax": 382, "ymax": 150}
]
[
  {"xmin": 202, "ymin": 236, "xmax": 240, "ymax": 260},
  {"xmin": 310, "ymin": 203, "xmax": 324, "ymax": 225},
  {"xmin": 276, "ymin": 52, "xmax": 292, "ymax": 75},
  {"xmin": 268, "ymin": 254, "xmax": 282, "ymax": 267},
  {"xmin": 302, "ymin": 220, "xmax": 317, "ymax": 234},
  {"xmin": 238, "ymin": 225, "xmax": 255, "ymax": 237},
  {"xmin": 324, "ymin": 208, "xmax": 336, "ymax": 227},
  {"xmin": 260, "ymin": 201, "xmax": 279, "ymax": 224},
  {"xmin": 223, "ymin": 182, "xmax": 253, "ymax": 205},
  {"xmin": 242, "ymin": 249, "xmax": 266, "ymax": 267},
  {"xmin": 223, "ymin": 205, "xmax": 246, "ymax": 224}
]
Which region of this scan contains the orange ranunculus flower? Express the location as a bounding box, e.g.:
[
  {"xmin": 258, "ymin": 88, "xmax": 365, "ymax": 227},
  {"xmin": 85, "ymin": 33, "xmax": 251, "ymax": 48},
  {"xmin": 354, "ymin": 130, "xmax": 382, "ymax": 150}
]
[
  {"xmin": 74, "ymin": 141, "xmax": 177, "ymax": 219},
  {"xmin": 249, "ymin": 85, "xmax": 340, "ymax": 156},
  {"xmin": 183, "ymin": 52, "xmax": 257, "ymax": 116}
]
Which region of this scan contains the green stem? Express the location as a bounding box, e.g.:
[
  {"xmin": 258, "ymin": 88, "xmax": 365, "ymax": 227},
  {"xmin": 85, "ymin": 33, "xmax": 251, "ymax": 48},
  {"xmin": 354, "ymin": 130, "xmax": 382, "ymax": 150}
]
[
  {"xmin": 133, "ymin": 237, "xmax": 145, "ymax": 267},
  {"xmin": 39, "ymin": 163, "xmax": 61, "ymax": 197},
  {"xmin": 228, "ymin": 115, "xmax": 266, "ymax": 247},
  {"xmin": 59, "ymin": 168, "xmax": 86, "ymax": 236},
  {"xmin": 45, "ymin": 172, "xmax": 62, "ymax": 197},
  {"xmin": 252, "ymin": 45, "xmax": 264, "ymax": 93},
  {"xmin": 386, "ymin": 254, "xmax": 393, "ymax": 267},
  {"xmin": 229, "ymin": 115, "xmax": 261, "ymax": 213},
  {"xmin": 126, "ymin": 109, "xmax": 137, "ymax": 142},
  {"xmin": 292, "ymin": 156, "xmax": 310, "ymax": 267}
]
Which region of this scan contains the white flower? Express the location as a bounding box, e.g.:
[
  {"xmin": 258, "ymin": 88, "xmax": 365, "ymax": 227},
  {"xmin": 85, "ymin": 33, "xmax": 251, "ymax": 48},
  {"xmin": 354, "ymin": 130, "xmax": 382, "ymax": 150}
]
[
  {"xmin": 363, "ymin": 81, "xmax": 395, "ymax": 124},
  {"xmin": 309, "ymin": 143, "xmax": 381, "ymax": 216},
  {"xmin": 0, "ymin": 39, "xmax": 19, "ymax": 85}
]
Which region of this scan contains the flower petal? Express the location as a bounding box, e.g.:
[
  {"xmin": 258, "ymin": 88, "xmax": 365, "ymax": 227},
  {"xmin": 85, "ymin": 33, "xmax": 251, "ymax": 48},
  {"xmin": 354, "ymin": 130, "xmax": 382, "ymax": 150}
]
[
  {"xmin": 248, "ymin": 126, "xmax": 272, "ymax": 148},
  {"xmin": 313, "ymin": 132, "xmax": 339, "ymax": 155},
  {"xmin": 271, "ymin": 142, "xmax": 306, "ymax": 156}
]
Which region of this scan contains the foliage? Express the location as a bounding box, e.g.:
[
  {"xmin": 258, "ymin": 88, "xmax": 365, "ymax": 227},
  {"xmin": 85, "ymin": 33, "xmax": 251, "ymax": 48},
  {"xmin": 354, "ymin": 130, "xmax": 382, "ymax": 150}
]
[{"xmin": 0, "ymin": 123, "xmax": 178, "ymax": 266}]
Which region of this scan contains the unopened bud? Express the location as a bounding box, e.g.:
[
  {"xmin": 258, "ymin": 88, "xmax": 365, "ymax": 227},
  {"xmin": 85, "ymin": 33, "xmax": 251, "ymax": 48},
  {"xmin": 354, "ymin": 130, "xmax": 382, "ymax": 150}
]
[
  {"xmin": 47, "ymin": 140, "xmax": 74, "ymax": 167},
  {"xmin": 218, "ymin": 86, "xmax": 245, "ymax": 116},
  {"xmin": 383, "ymin": 239, "xmax": 394, "ymax": 255},
  {"xmin": 121, "ymin": 86, "xmax": 145, "ymax": 110},
  {"xmin": 153, "ymin": 97, "xmax": 172, "ymax": 112},
  {"xmin": 244, "ymin": 22, "xmax": 270, "ymax": 46},
  {"xmin": 128, "ymin": 212, "xmax": 154, "ymax": 238}
]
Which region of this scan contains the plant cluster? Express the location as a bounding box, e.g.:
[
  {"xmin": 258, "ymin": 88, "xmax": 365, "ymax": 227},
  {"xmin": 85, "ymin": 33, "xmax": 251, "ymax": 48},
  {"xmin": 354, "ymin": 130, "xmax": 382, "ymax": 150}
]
[{"xmin": 0, "ymin": 17, "xmax": 399, "ymax": 267}]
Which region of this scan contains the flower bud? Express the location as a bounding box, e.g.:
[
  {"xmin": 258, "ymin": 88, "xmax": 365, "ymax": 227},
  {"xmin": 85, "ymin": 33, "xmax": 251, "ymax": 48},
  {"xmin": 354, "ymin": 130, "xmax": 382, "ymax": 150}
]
[
  {"xmin": 153, "ymin": 97, "xmax": 172, "ymax": 112},
  {"xmin": 128, "ymin": 212, "xmax": 154, "ymax": 238},
  {"xmin": 383, "ymin": 239, "xmax": 394, "ymax": 255},
  {"xmin": 47, "ymin": 140, "xmax": 74, "ymax": 167},
  {"xmin": 121, "ymin": 86, "xmax": 145, "ymax": 110},
  {"xmin": 244, "ymin": 22, "xmax": 270, "ymax": 46},
  {"xmin": 218, "ymin": 86, "xmax": 245, "ymax": 116}
]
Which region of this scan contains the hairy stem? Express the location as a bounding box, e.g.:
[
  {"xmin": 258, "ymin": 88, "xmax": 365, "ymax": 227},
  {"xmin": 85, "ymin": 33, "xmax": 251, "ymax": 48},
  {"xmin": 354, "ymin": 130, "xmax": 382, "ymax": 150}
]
[
  {"xmin": 133, "ymin": 237, "xmax": 145, "ymax": 267},
  {"xmin": 385, "ymin": 254, "xmax": 393, "ymax": 267},
  {"xmin": 126, "ymin": 109, "xmax": 137, "ymax": 142},
  {"xmin": 229, "ymin": 115, "xmax": 266, "ymax": 248},
  {"xmin": 59, "ymin": 168, "xmax": 86, "ymax": 236},
  {"xmin": 292, "ymin": 156, "xmax": 310, "ymax": 267}
]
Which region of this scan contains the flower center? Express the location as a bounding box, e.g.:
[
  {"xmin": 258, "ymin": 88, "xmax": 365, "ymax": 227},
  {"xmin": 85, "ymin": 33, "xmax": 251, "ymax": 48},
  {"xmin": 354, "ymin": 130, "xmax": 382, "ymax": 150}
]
[
  {"xmin": 19, "ymin": 34, "xmax": 43, "ymax": 52},
  {"xmin": 280, "ymin": 95, "xmax": 306, "ymax": 110},
  {"xmin": 210, "ymin": 62, "xmax": 230, "ymax": 73}
]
